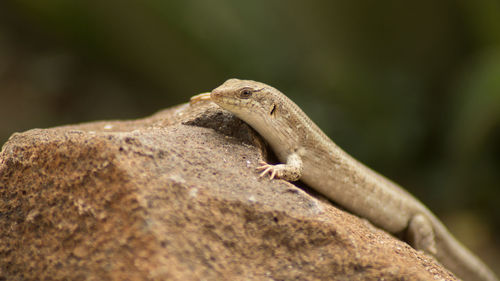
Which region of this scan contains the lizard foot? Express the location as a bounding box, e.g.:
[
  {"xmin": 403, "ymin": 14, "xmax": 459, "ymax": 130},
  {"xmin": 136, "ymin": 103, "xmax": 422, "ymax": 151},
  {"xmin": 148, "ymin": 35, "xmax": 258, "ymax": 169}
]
[
  {"xmin": 256, "ymin": 161, "xmax": 301, "ymax": 181},
  {"xmin": 257, "ymin": 161, "xmax": 279, "ymax": 179},
  {"xmin": 408, "ymin": 214, "xmax": 437, "ymax": 255}
]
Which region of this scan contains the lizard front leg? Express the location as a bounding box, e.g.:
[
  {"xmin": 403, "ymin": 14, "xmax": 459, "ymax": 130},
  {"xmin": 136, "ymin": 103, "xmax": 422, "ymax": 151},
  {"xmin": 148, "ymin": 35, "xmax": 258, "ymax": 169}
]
[{"xmin": 256, "ymin": 153, "xmax": 303, "ymax": 181}]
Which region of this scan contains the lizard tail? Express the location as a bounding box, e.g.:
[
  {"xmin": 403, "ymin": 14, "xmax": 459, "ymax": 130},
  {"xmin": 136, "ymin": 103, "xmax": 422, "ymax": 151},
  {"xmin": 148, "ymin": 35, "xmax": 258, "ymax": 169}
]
[{"xmin": 431, "ymin": 216, "xmax": 498, "ymax": 281}]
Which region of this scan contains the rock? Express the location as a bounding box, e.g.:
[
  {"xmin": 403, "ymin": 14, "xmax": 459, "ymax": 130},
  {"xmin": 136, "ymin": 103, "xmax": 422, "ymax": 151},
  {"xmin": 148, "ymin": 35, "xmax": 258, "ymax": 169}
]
[{"xmin": 0, "ymin": 101, "xmax": 457, "ymax": 281}]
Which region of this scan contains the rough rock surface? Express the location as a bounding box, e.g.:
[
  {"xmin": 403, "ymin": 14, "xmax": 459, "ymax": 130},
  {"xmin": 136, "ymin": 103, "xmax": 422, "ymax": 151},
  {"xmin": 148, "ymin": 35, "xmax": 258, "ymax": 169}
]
[{"xmin": 0, "ymin": 101, "xmax": 457, "ymax": 281}]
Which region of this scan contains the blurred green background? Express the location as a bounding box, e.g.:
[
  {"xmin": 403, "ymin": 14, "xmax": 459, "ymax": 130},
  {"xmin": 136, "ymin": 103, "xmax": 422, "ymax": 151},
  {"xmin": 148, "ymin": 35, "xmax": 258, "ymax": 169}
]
[{"xmin": 0, "ymin": 0, "xmax": 499, "ymax": 273}]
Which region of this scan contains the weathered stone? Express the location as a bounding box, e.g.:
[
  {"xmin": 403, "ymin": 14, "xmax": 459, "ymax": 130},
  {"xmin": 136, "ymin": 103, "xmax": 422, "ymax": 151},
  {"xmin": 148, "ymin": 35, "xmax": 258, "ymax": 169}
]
[{"xmin": 0, "ymin": 101, "xmax": 457, "ymax": 281}]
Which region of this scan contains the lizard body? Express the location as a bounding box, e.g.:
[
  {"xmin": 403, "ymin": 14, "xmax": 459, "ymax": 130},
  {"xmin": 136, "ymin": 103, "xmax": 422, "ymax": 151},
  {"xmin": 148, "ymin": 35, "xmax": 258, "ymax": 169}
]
[{"xmin": 193, "ymin": 78, "xmax": 498, "ymax": 281}]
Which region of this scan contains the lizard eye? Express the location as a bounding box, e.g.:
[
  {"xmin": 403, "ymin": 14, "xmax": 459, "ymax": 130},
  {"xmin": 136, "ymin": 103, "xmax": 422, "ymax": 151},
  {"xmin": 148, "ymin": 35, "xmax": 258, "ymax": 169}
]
[{"xmin": 239, "ymin": 89, "xmax": 253, "ymax": 99}]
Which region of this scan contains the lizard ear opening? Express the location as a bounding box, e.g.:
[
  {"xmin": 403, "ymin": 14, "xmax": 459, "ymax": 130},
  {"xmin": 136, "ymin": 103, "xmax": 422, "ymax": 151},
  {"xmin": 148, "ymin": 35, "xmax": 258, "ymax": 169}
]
[{"xmin": 269, "ymin": 104, "xmax": 277, "ymax": 117}]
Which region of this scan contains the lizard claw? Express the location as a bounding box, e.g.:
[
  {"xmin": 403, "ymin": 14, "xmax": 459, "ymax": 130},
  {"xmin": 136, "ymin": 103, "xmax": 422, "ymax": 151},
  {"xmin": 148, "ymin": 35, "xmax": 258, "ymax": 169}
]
[
  {"xmin": 257, "ymin": 161, "xmax": 269, "ymax": 166},
  {"xmin": 256, "ymin": 162, "xmax": 276, "ymax": 179}
]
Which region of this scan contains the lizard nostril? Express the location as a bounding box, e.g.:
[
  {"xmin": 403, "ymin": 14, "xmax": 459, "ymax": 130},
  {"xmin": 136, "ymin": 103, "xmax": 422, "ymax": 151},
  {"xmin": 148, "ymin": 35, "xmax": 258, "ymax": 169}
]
[{"xmin": 210, "ymin": 90, "xmax": 221, "ymax": 100}]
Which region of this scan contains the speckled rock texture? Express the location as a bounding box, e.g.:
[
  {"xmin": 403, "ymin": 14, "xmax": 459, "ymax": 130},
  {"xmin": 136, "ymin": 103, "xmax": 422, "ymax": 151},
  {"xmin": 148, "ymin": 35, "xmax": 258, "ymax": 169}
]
[{"xmin": 0, "ymin": 101, "xmax": 457, "ymax": 281}]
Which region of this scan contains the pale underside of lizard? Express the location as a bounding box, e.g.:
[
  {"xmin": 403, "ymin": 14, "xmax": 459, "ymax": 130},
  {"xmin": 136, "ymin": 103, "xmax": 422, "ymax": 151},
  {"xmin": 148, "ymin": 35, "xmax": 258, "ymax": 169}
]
[{"xmin": 190, "ymin": 78, "xmax": 498, "ymax": 281}]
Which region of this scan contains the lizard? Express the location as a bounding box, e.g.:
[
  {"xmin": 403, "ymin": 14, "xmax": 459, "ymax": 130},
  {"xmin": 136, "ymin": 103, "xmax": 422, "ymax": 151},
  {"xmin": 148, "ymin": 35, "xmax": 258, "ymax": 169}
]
[{"xmin": 190, "ymin": 78, "xmax": 498, "ymax": 281}]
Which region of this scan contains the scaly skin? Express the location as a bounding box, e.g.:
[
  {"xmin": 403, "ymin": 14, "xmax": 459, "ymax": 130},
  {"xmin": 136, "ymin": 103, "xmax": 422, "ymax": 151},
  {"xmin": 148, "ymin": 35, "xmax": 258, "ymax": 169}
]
[{"xmin": 192, "ymin": 78, "xmax": 498, "ymax": 281}]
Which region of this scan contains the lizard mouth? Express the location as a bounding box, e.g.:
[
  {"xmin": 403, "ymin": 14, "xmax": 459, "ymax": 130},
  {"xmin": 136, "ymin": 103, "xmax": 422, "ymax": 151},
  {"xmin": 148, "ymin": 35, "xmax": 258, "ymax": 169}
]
[
  {"xmin": 210, "ymin": 91, "xmax": 240, "ymax": 109},
  {"xmin": 210, "ymin": 89, "xmax": 233, "ymax": 103}
]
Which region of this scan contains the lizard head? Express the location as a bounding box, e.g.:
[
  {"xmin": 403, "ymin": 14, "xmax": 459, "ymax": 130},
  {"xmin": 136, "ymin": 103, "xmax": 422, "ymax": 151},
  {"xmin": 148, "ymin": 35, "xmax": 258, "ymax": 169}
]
[
  {"xmin": 210, "ymin": 78, "xmax": 282, "ymax": 123},
  {"xmin": 210, "ymin": 78, "xmax": 303, "ymax": 153},
  {"xmin": 211, "ymin": 78, "xmax": 312, "ymax": 158}
]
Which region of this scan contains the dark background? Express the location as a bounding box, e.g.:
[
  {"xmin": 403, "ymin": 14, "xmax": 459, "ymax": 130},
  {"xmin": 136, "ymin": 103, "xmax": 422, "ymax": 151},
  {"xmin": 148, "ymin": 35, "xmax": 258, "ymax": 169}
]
[{"xmin": 1, "ymin": 0, "xmax": 499, "ymax": 273}]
